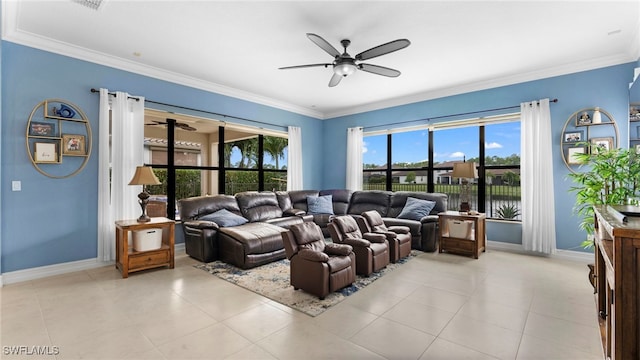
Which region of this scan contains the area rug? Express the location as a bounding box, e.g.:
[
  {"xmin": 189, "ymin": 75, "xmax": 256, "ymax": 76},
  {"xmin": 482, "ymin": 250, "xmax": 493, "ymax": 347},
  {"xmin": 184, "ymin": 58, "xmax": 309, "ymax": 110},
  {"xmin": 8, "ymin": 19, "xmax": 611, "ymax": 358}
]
[{"xmin": 195, "ymin": 250, "xmax": 420, "ymax": 317}]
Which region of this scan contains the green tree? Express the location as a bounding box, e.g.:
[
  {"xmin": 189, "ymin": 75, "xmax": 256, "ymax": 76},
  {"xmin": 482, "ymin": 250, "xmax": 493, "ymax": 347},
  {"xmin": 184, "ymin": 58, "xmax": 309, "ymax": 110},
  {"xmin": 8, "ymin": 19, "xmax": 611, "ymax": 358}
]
[
  {"xmin": 405, "ymin": 171, "xmax": 416, "ymax": 183},
  {"xmin": 503, "ymin": 171, "xmax": 520, "ymax": 185},
  {"xmin": 263, "ymin": 136, "xmax": 288, "ymax": 170}
]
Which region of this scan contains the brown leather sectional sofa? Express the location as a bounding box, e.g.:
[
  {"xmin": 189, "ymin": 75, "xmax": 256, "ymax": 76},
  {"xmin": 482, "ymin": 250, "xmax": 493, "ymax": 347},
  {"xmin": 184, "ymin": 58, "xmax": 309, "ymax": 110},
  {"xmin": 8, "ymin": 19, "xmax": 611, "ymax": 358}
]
[{"xmin": 178, "ymin": 189, "xmax": 448, "ymax": 269}]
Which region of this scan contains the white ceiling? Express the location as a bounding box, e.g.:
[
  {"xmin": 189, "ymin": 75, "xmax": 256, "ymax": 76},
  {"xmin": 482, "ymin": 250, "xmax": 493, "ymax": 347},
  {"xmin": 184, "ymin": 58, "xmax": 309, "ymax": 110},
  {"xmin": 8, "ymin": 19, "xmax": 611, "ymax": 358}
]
[{"xmin": 3, "ymin": 1, "xmax": 640, "ymax": 119}]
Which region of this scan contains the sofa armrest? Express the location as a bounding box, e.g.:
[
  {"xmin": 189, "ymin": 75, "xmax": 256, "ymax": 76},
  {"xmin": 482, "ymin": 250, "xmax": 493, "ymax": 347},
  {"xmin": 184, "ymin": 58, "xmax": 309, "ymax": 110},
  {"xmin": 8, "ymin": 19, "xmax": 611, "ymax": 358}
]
[
  {"xmin": 388, "ymin": 225, "xmax": 410, "ymax": 234},
  {"xmin": 325, "ymin": 243, "xmax": 353, "ymax": 256},
  {"xmin": 375, "ymin": 231, "xmax": 397, "ymax": 241},
  {"xmin": 342, "ymin": 238, "xmax": 371, "ymax": 248},
  {"xmin": 183, "ymin": 220, "xmax": 220, "ymax": 230},
  {"xmin": 420, "ymin": 215, "xmax": 439, "ymax": 223},
  {"xmin": 363, "ymin": 233, "xmax": 387, "ymax": 243},
  {"xmin": 298, "ymin": 249, "xmax": 330, "ymax": 262},
  {"xmin": 283, "ymin": 208, "xmax": 306, "ymax": 217}
]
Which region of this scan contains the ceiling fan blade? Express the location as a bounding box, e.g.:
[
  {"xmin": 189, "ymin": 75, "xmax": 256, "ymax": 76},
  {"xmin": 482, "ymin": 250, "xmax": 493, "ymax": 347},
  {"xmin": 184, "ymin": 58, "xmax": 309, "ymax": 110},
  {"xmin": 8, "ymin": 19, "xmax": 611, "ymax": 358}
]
[
  {"xmin": 307, "ymin": 33, "xmax": 341, "ymax": 58},
  {"xmin": 359, "ymin": 63, "xmax": 401, "ymax": 77},
  {"xmin": 279, "ymin": 63, "xmax": 332, "ymax": 70},
  {"xmin": 178, "ymin": 123, "xmax": 197, "ymax": 131},
  {"xmin": 328, "ymin": 73, "xmax": 342, "ymax": 87},
  {"xmin": 355, "ymin": 39, "xmax": 411, "ymax": 61}
]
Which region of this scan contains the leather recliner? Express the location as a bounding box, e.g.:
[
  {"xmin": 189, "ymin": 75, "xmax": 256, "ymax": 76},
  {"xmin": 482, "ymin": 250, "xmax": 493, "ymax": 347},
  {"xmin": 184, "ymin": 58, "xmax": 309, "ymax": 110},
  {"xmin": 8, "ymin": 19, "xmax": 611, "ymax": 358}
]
[
  {"xmin": 359, "ymin": 210, "xmax": 412, "ymax": 263},
  {"xmin": 282, "ymin": 222, "xmax": 356, "ymax": 299},
  {"xmin": 328, "ymin": 215, "xmax": 390, "ymax": 276}
]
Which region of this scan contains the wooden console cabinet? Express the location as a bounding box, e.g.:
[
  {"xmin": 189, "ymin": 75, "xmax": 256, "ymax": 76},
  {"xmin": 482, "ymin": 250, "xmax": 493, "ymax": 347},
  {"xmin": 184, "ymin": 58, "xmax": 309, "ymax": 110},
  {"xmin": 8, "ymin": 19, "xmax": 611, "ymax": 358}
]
[
  {"xmin": 593, "ymin": 205, "xmax": 640, "ymax": 359},
  {"xmin": 115, "ymin": 217, "xmax": 175, "ymax": 278}
]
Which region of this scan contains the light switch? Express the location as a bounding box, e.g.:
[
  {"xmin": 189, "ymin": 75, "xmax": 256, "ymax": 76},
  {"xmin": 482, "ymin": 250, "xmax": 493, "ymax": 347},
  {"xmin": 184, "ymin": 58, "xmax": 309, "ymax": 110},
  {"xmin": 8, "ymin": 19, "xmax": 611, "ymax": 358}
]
[{"xmin": 12, "ymin": 181, "xmax": 21, "ymax": 191}]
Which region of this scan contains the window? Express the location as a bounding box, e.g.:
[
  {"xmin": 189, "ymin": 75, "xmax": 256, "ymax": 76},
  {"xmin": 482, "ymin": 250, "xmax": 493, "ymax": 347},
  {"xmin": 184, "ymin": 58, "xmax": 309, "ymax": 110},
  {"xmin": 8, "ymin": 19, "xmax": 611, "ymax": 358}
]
[
  {"xmin": 143, "ymin": 110, "xmax": 288, "ymax": 218},
  {"xmin": 362, "ymin": 114, "xmax": 521, "ymax": 220}
]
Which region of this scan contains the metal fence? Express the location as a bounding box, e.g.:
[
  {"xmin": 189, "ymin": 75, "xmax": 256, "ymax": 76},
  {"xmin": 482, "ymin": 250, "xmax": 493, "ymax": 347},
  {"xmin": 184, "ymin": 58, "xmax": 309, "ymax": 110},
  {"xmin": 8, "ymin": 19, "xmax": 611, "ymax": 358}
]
[{"xmin": 363, "ymin": 183, "xmax": 522, "ymax": 220}]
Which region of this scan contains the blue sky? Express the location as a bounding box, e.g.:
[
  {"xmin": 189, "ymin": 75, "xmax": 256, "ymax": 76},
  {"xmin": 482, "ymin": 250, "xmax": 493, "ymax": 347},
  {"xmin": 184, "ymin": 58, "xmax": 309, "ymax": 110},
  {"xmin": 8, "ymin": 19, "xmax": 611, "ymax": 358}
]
[{"xmin": 363, "ymin": 122, "xmax": 521, "ymax": 165}]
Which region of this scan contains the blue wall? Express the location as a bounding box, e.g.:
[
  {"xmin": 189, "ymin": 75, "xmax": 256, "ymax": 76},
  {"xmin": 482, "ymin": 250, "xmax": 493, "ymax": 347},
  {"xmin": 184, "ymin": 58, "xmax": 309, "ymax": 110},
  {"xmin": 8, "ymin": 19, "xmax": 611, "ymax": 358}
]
[
  {"xmin": 323, "ymin": 64, "xmax": 635, "ymax": 251},
  {"xmin": 1, "ymin": 42, "xmax": 322, "ymax": 272},
  {"xmin": 1, "ymin": 40, "xmax": 636, "ymax": 273}
]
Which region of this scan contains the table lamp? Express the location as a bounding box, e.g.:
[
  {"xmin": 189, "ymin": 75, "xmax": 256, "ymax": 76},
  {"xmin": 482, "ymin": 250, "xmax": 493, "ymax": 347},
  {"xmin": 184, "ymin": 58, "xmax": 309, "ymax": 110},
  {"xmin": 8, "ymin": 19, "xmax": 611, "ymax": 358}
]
[
  {"xmin": 452, "ymin": 161, "xmax": 477, "ymax": 213},
  {"xmin": 128, "ymin": 166, "xmax": 161, "ymax": 222}
]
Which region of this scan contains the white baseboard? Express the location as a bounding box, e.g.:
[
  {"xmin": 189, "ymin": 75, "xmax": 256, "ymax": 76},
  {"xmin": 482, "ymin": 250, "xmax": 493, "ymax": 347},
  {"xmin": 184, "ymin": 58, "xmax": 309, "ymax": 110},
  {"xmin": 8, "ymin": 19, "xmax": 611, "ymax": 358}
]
[
  {"xmin": 488, "ymin": 240, "xmax": 593, "ymax": 263},
  {"xmin": 1, "ymin": 243, "xmax": 186, "ymax": 286}
]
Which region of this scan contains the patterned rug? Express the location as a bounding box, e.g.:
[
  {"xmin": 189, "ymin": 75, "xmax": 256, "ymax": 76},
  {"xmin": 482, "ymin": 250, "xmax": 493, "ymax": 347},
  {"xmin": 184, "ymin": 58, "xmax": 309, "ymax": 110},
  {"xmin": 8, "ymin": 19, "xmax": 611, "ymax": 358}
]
[{"xmin": 195, "ymin": 250, "xmax": 420, "ymax": 317}]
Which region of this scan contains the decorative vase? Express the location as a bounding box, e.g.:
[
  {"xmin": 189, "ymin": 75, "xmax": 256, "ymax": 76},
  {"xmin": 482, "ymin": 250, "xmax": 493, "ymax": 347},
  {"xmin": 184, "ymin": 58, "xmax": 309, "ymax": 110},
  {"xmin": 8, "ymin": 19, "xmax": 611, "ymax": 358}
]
[{"xmin": 592, "ymin": 107, "xmax": 602, "ymax": 124}]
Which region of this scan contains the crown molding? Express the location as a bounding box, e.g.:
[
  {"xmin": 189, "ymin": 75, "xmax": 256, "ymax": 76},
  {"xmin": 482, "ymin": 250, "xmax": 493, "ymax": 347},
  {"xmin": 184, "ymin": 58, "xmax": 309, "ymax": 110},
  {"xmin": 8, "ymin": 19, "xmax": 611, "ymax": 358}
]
[
  {"xmin": 324, "ymin": 53, "xmax": 636, "ymax": 119},
  {"xmin": 1, "ymin": 2, "xmax": 323, "ymax": 120},
  {"xmin": 3, "ymin": 0, "xmax": 637, "ymax": 121}
]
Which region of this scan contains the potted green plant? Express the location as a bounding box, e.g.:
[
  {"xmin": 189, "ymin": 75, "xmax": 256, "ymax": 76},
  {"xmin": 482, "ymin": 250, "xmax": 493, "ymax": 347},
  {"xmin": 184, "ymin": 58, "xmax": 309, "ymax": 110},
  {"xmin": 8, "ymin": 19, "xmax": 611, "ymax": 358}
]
[{"xmin": 568, "ymin": 144, "xmax": 640, "ymax": 249}]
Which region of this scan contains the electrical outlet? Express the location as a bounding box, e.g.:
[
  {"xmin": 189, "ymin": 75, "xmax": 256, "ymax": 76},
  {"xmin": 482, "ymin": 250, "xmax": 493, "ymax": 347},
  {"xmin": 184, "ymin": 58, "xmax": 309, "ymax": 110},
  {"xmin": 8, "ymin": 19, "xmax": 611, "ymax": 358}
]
[{"xmin": 12, "ymin": 181, "xmax": 21, "ymax": 191}]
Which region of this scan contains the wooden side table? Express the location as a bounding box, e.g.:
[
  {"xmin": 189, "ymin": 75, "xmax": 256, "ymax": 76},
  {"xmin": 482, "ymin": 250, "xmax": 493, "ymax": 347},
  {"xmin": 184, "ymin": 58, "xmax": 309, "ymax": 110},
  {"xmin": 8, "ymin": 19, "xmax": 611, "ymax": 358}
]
[
  {"xmin": 438, "ymin": 211, "xmax": 486, "ymax": 259},
  {"xmin": 115, "ymin": 217, "xmax": 175, "ymax": 278}
]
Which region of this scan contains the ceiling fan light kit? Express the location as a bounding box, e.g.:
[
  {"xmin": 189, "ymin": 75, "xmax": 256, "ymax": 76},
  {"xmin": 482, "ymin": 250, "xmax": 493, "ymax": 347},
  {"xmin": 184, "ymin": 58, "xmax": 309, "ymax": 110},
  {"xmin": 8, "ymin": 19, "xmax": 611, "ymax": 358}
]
[{"xmin": 279, "ymin": 33, "xmax": 410, "ymax": 87}]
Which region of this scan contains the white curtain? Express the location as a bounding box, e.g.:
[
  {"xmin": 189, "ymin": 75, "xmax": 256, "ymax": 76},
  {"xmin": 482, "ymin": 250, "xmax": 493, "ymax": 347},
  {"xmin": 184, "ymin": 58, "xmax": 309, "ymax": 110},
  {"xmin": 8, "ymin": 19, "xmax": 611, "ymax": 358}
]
[
  {"xmin": 346, "ymin": 127, "xmax": 363, "ymax": 191},
  {"xmin": 97, "ymin": 89, "xmax": 145, "ymax": 261},
  {"xmin": 287, "ymin": 126, "xmax": 303, "ymax": 191},
  {"xmin": 521, "ymin": 98, "xmax": 556, "ymax": 254}
]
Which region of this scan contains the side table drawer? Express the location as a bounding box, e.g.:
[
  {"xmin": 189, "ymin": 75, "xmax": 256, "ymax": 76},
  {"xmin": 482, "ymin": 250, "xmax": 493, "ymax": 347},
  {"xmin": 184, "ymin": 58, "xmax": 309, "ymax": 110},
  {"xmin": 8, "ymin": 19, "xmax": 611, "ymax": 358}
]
[
  {"xmin": 129, "ymin": 250, "xmax": 170, "ymax": 269},
  {"xmin": 441, "ymin": 238, "xmax": 475, "ymax": 254}
]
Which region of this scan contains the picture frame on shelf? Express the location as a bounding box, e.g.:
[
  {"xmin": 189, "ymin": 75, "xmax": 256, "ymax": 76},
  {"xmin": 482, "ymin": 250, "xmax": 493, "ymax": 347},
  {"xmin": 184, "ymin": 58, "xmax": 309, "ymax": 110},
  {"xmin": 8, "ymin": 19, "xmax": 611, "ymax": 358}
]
[
  {"xmin": 62, "ymin": 134, "xmax": 85, "ymax": 155},
  {"xmin": 567, "ymin": 146, "xmax": 586, "ymax": 164},
  {"xmin": 630, "ymin": 104, "xmax": 640, "ymax": 122},
  {"xmin": 29, "ymin": 121, "xmax": 56, "ymax": 137},
  {"xmin": 34, "ymin": 142, "xmax": 57, "ymax": 162},
  {"xmin": 590, "ymin": 137, "xmax": 614, "ymax": 154},
  {"xmin": 577, "ymin": 111, "xmax": 591, "ymax": 125},
  {"xmin": 564, "ymin": 130, "xmax": 584, "ymax": 143}
]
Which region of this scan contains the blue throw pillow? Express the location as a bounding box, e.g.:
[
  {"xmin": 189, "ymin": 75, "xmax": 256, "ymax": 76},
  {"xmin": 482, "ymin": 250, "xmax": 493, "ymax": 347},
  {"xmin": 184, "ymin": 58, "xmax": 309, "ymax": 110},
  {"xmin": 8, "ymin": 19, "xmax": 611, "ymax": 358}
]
[
  {"xmin": 307, "ymin": 195, "xmax": 334, "ymax": 215},
  {"xmin": 200, "ymin": 209, "xmax": 248, "ymax": 227},
  {"xmin": 397, "ymin": 197, "xmax": 436, "ymax": 221}
]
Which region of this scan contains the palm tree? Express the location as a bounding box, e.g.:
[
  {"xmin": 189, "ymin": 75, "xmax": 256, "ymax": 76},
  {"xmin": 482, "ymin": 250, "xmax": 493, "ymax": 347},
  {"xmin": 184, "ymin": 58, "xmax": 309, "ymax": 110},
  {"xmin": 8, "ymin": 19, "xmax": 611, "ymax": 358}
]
[
  {"xmin": 226, "ymin": 138, "xmax": 259, "ymax": 168},
  {"xmin": 263, "ymin": 136, "xmax": 288, "ymax": 170}
]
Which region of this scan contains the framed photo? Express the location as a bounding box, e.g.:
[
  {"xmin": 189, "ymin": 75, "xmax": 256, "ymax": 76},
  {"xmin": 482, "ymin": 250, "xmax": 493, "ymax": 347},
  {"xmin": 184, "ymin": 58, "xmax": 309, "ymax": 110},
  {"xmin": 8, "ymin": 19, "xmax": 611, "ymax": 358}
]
[
  {"xmin": 635, "ymin": 144, "xmax": 640, "ymax": 155},
  {"xmin": 630, "ymin": 104, "xmax": 640, "ymax": 122},
  {"xmin": 62, "ymin": 134, "xmax": 85, "ymax": 155},
  {"xmin": 567, "ymin": 146, "xmax": 586, "ymax": 164},
  {"xmin": 577, "ymin": 111, "xmax": 591, "ymax": 125},
  {"xmin": 29, "ymin": 121, "xmax": 56, "ymax": 136},
  {"xmin": 34, "ymin": 142, "xmax": 57, "ymax": 162},
  {"xmin": 564, "ymin": 130, "xmax": 584, "ymax": 143},
  {"xmin": 590, "ymin": 137, "xmax": 614, "ymax": 154}
]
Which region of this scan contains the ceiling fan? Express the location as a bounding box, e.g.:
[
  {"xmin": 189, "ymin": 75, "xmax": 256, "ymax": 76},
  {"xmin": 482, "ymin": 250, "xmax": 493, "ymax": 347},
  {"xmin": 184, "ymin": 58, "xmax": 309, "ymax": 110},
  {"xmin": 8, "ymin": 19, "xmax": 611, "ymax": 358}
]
[
  {"xmin": 146, "ymin": 119, "xmax": 197, "ymax": 131},
  {"xmin": 279, "ymin": 33, "xmax": 410, "ymax": 87}
]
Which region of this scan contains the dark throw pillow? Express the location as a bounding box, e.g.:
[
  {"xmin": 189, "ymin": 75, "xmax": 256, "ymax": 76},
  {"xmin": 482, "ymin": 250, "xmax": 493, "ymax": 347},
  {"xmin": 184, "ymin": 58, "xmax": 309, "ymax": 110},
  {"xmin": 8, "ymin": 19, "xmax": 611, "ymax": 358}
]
[
  {"xmin": 397, "ymin": 197, "xmax": 436, "ymax": 221},
  {"xmin": 200, "ymin": 209, "xmax": 248, "ymax": 227},
  {"xmin": 306, "ymin": 195, "xmax": 334, "ymax": 215}
]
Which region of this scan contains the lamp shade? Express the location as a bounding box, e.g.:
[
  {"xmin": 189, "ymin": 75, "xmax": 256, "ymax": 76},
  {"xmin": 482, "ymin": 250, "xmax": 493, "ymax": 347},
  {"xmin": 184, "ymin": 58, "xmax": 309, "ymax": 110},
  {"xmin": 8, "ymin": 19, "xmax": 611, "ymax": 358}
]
[
  {"xmin": 452, "ymin": 162, "xmax": 477, "ymax": 179},
  {"xmin": 128, "ymin": 166, "xmax": 161, "ymax": 186}
]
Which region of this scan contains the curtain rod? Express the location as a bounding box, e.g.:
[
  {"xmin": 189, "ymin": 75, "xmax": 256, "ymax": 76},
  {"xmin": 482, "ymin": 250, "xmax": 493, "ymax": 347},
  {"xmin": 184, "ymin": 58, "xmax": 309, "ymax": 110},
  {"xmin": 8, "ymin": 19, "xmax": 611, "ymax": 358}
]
[
  {"xmin": 364, "ymin": 98, "xmax": 558, "ymax": 131},
  {"xmin": 90, "ymin": 88, "xmax": 287, "ymax": 130}
]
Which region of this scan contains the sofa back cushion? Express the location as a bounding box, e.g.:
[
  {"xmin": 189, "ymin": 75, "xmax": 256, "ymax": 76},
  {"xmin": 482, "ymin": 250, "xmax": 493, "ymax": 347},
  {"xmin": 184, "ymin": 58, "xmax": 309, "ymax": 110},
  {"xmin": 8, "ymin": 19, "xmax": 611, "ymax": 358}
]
[
  {"xmin": 387, "ymin": 192, "xmax": 448, "ymax": 218},
  {"xmin": 178, "ymin": 194, "xmax": 242, "ymax": 221},
  {"xmin": 287, "ymin": 190, "xmax": 320, "ymax": 211},
  {"xmin": 348, "ymin": 191, "xmax": 391, "ymax": 217},
  {"xmin": 320, "ymin": 189, "xmax": 353, "ymax": 215},
  {"xmin": 236, "ymin": 191, "xmax": 283, "ymax": 222}
]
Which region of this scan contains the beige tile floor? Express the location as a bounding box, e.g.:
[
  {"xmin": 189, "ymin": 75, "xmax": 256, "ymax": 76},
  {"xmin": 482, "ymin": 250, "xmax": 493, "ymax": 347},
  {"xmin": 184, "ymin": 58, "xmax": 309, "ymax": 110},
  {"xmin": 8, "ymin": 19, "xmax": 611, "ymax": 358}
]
[{"xmin": 1, "ymin": 249, "xmax": 602, "ymax": 360}]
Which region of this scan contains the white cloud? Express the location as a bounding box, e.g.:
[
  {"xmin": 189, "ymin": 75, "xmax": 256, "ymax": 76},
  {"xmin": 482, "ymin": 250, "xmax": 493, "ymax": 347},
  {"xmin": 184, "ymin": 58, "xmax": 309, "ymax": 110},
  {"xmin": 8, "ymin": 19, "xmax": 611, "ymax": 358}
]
[
  {"xmin": 485, "ymin": 142, "xmax": 503, "ymax": 149},
  {"xmin": 362, "ymin": 141, "xmax": 368, "ymax": 154},
  {"xmin": 450, "ymin": 151, "xmax": 465, "ymax": 158}
]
